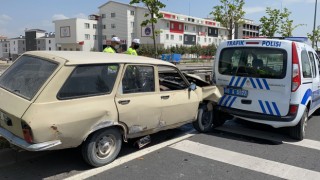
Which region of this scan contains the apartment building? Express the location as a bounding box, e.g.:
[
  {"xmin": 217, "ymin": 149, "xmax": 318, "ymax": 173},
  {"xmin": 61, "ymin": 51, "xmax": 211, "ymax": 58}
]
[
  {"xmin": 235, "ymin": 19, "xmax": 260, "ymax": 39},
  {"xmin": 37, "ymin": 32, "xmax": 56, "ymax": 51},
  {"xmin": 0, "ymin": 36, "xmax": 9, "ymax": 59},
  {"xmin": 99, "ymin": 1, "xmax": 228, "ymax": 50},
  {"xmin": 8, "ymin": 36, "xmax": 26, "ymax": 60},
  {"xmin": 54, "ymin": 18, "xmax": 99, "ymax": 51},
  {"xmin": 25, "ymin": 29, "xmax": 47, "ymax": 51}
]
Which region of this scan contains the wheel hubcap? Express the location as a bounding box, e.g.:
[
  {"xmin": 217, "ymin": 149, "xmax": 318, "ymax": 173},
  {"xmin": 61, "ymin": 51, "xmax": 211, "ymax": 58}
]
[
  {"xmin": 201, "ymin": 111, "xmax": 212, "ymax": 128},
  {"xmin": 95, "ymin": 135, "xmax": 116, "ymax": 159}
]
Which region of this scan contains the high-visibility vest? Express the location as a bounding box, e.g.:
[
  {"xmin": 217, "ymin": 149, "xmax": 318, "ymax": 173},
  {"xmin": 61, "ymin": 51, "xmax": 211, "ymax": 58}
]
[
  {"xmin": 125, "ymin": 48, "xmax": 138, "ymax": 56},
  {"xmin": 103, "ymin": 47, "xmax": 116, "ymax": 53}
]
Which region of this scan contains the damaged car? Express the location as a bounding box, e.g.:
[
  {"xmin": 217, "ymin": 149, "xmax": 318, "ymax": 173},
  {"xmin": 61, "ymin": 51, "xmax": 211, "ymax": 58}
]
[{"xmin": 0, "ymin": 51, "xmax": 221, "ymax": 167}]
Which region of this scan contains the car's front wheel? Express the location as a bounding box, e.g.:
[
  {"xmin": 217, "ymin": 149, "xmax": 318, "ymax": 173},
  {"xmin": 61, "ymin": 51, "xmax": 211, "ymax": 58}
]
[
  {"xmin": 82, "ymin": 128, "xmax": 122, "ymax": 167},
  {"xmin": 193, "ymin": 105, "xmax": 214, "ymax": 132}
]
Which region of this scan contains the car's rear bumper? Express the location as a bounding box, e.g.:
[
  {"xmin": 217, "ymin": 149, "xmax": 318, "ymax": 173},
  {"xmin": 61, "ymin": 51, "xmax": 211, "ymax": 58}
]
[
  {"xmin": 0, "ymin": 127, "xmax": 61, "ymax": 151},
  {"xmin": 217, "ymin": 106, "xmax": 297, "ymax": 122}
]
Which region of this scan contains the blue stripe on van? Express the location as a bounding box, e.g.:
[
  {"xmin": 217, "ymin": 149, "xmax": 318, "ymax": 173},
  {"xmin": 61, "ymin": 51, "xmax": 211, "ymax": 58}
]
[
  {"xmin": 265, "ymin": 101, "xmax": 274, "ymax": 115},
  {"xmin": 256, "ymin": 79, "xmax": 263, "ymax": 89},
  {"xmin": 262, "ymin": 79, "xmax": 270, "ymax": 90},
  {"xmin": 223, "ymin": 96, "xmax": 232, "ymax": 106},
  {"xmin": 229, "ymin": 76, "xmax": 235, "ymax": 86},
  {"xmin": 228, "ymin": 97, "xmax": 237, "ymax": 107},
  {"xmin": 240, "ymin": 77, "xmax": 247, "ymax": 88},
  {"xmin": 258, "ymin": 100, "xmax": 267, "ymax": 114},
  {"xmin": 249, "ymin": 78, "xmax": 257, "ymax": 89},
  {"xmin": 272, "ymin": 102, "xmax": 281, "ymax": 116},
  {"xmin": 301, "ymin": 89, "xmax": 312, "ymax": 105},
  {"xmin": 234, "ymin": 77, "xmax": 241, "ymax": 87},
  {"xmin": 218, "ymin": 95, "xmax": 227, "ymax": 106}
]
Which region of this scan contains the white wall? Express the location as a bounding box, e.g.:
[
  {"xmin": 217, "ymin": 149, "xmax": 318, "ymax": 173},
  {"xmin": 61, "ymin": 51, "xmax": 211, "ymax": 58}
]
[{"xmin": 46, "ymin": 38, "xmax": 56, "ymax": 51}]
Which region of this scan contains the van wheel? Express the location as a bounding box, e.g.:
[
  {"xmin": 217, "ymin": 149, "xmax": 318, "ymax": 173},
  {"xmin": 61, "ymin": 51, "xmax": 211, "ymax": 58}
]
[
  {"xmin": 193, "ymin": 105, "xmax": 213, "ymax": 132},
  {"xmin": 289, "ymin": 109, "xmax": 308, "ymax": 141},
  {"xmin": 82, "ymin": 128, "xmax": 122, "ymax": 167},
  {"xmin": 213, "ymin": 110, "xmax": 229, "ymax": 127}
]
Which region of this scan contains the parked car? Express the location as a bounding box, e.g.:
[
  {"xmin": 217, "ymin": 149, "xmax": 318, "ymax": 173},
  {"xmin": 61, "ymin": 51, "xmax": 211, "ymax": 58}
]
[
  {"xmin": 0, "ymin": 51, "xmax": 220, "ymax": 167},
  {"xmin": 214, "ymin": 38, "xmax": 320, "ymax": 140}
]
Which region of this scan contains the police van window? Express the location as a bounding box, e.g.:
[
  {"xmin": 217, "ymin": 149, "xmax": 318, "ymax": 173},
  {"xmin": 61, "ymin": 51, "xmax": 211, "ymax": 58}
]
[
  {"xmin": 308, "ymin": 51, "xmax": 317, "ymax": 77},
  {"xmin": 158, "ymin": 66, "xmax": 188, "ymax": 91},
  {"xmin": 121, "ymin": 65, "xmax": 155, "ymax": 94},
  {"xmin": 218, "ymin": 48, "xmax": 287, "ymax": 79},
  {"xmin": 301, "ymin": 50, "xmax": 312, "ymax": 78}
]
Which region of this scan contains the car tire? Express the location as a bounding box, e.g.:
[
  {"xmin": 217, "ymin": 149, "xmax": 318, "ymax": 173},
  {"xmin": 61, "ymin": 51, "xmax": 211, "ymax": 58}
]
[
  {"xmin": 289, "ymin": 108, "xmax": 308, "ymax": 141},
  {"xmin": 82, "ymin": 128, "xmax": 122, "ymax": 167},
  {"xmin": 212, "ymin": 110, "xmax": 228, "ymax": 127},
  {"xmin": 193, "ymin": 105, "xmax": 214, "ymax": 133}
]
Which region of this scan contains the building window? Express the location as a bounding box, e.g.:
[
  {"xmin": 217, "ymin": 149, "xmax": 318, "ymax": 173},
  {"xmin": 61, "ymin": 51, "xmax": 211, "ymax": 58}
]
[
  {"xmin": 171, "ymin": 23, "xmax": 174, "ymax": 29},
  {"xmin": 167, "ymin": 23, "xmax": 169, "ymax": 28},
  {"xmin": 184, "ymin": 25, "xmax": 188, "ymax": 30},
  {"xmin": 94, "ymin": 35, "xmax": 97, "ymax": 40},
  {"xmin": 179, "ymin": 24, "xmax": 182, "ymax": 30},
  {"xmin": 179, "ymin": 35, "xmax": 182, "ymax": 41},
  {"xmin": 198, "ymin": 37, "xmax": 200, "ymax": 42},
  {"xmin": 111, "ymin": 12, "xmax": 116, "ymax": 18},
  {"xmin": 76, "ymin": 48, "xmax": 80, "ymax": 51},
  {"xmin": 93, "ymin": 24, "xmax": 97, "ymax": 29},
  {"xmin": 38, "ymin": 40, "xmax": 40, "ymax": 44},
  {"xmin": 171, "ymin": 35, "xmax": 174, "ymax": 40},
  {"xmin": 23, "ymin": 48, "xmax": 25, "ymax": 51},
  {"xmin": 111, "ymin": 24, "xmax": 116, "ymax": 29},
  {"xmin": 14, "ymin": 48, "xmax": 16, "ymax": 51},
  {"xmin": 38, "ymin": 47, "xmax": 40, "ymax": 50},
  {"xmin": 49, "ymin": 47, "xmax": 51, "ymax": 51},
  {"xmin": 103, "ymin": 25, "xmax": 106, "ymax": 29},
  {"xmin": 85, "ymin": 34, "xmax": 90, "ymax": 40},
  {"xmin": 209, "ymin": 29, "xmax": 212, "ymax": 33},
  {"xmin": 22, "ymin": 41, "xmax": 25, "ymax": 44},
  {"xmin": 185, "ymin": 36, "xmax": 187, "ymax": 41},
  {"xmin": 193, "ymin": 27, "xmax": 196, "ymax": 32},
  {"xmin": 166, "ymin": 34, "xmax": 169, "ymax": 40},
  {"xmin": 131, "ymin": 21, "xmax": 134, "ymax": 27},
  {"xmin": 85, "ymin": 23, "xmax": 90, "ymax": 29},
  {"xmin": 14, "ymin": 41, "xmax": 15, "ymax": 45},
  {"xmin": 64, "ymin": 48, "xmax": 67, "ymax": 51},
  {"xmin": 101, "ymin": 14, "xmax": 106, "ymax": 18},
  {"xmin": 204, "ymin": 38, "xmax": 207, "ymax": 43},
  {"xmin": 70, "ymin": 48, "xmax": 73, "ymax": 51},
  {"xmin": 192, "ymin": 37, "xmax": 195, "ymax": 42},
  {"xmin": 103, "ymin": 35, "xmax": 107, "ymax": 40},
  {"xmin": 49, "ymin": 40, "xmax": 51, "ymax": 44},
  {"xmin": 209, "ymin": 38, "xmax": 211, "ymax": 43},
  {"xmin": 130, "ymin": 10, "xmax": 135, "ymax": 16}
]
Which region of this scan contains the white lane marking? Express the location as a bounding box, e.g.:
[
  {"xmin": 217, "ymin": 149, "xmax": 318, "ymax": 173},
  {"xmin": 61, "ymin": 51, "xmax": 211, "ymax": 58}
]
[
  {"xmin": 170, "ymin": 140, "xmax": 320, "ymax": 180},
  {"xmin": 216, "ymin": 125, "xmax": 320, "ymax": 151},
  {"xmin": 65, "ymin": 130, "xmax": 196, "ymax": 180}
]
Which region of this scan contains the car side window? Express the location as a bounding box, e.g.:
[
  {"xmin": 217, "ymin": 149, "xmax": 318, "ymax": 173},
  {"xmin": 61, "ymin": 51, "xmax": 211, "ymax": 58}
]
[
  {"xmin": 121, "ymin": 65, "xmax": 155, "ymax": 94},
  {"xmin": 301, "ymin": 50, "xmax": 312, "ymax": 78},
  {"xmin": 158, "ymin": 66, "xmax": 188, "ymax": 91},
  {"xmin": 58, "ymin": 64, "xmax": 119, "ymax": 99},
  {"xmin": 308, "ymin": 51, "xmax": 317, "ymax": 77}
]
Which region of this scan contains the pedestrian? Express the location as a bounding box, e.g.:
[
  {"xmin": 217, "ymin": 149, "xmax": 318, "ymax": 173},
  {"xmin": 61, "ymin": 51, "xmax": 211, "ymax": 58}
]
[
  {"xmin": 103, "ymin": 37, "xmax": 121, "ymax": 53},
  {"xmin": 125, "ymin": 39, "xmax": 140, "ymax": 56}
]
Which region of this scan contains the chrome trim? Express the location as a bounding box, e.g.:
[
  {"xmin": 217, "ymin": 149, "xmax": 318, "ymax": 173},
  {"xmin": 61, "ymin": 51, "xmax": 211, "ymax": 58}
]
[{"xmin": 0, "ymin": 127, "xmax": 61, "ymax": 151}]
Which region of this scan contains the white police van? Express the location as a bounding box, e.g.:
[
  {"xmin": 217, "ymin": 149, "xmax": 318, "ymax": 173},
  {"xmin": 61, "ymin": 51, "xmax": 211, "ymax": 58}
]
[{"xmin": 214, "ymin": 37, "xmax": 320, "ymax": 140}]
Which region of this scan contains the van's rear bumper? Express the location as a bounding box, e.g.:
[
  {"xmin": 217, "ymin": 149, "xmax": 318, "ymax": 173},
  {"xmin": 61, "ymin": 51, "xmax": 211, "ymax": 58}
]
[
  {"xmin": 217, "ymin": 106, "xmax": 296, "ymax": 122},
  {"xmin": 0, "ymin": 127, "xmax": 61, "ymax": 151}
]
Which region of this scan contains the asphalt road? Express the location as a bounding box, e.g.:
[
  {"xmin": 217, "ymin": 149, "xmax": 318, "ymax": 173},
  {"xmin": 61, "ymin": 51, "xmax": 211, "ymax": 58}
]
[{"xmin": 1, "ymin": 116, "xmax": 320, "ymax": 180}]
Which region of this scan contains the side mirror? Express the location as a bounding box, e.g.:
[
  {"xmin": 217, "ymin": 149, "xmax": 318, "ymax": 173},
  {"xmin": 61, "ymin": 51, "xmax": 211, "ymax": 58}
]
[{"xmin": 188, "ymin": 83, "xmax": 197, "ymax": 91}]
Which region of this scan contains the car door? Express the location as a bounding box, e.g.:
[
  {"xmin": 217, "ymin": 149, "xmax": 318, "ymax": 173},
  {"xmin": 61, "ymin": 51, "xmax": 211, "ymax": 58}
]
[
  {"xmin": 308, "ymin": 51, "xmax": 320, "ymax": 111},
  {"xmin": 115, "ymin": 64, "xmax": 162, "ymax": 134},
  {"xmin": 158, "ymin": 65, "xmax": 200, "ymax": 126}
]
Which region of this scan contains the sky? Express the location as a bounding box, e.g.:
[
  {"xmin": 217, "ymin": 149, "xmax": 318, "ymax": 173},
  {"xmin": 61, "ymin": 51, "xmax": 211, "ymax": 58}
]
[{"xmin": 0, "ymin": 0, "xmax": 319, "ymax": 38}]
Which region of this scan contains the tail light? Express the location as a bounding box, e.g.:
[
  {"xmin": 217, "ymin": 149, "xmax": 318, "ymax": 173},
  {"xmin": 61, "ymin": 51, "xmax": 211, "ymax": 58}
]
[
  {"xmin": 291, "ymin": 42, "xmax": 301, "ymax": 92},
  {"xmin": 21, "ymin": 121, "xmax": 33, "ymax": 143},
  {"xmin": 289, "ymin": 104, "xmax": 299, "ymax": 115}
]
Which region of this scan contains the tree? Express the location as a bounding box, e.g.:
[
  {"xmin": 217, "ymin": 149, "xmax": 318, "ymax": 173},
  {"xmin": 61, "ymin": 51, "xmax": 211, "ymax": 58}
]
[
  {"xmin": 279, "ymin": 8, "xmax": 305, "ymax": 37},
  {"xmin": 130, "ymin": 0, "xmax": 166, "ymax": 58},
  {"xmin": 211, "ymin": 0, "xmax": 245, "ymax": 40},
  {"xmin": 260, "ymin": 7, "xmax": 283, "ymax": 37},
  {"xmin": 308, "ymin": 26, "xmax": 320, "ymax": 49}
]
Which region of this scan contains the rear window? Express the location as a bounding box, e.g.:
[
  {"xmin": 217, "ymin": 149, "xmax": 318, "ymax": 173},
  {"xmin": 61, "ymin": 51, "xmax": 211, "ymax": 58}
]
[
  {"xmin": 0, "ymin": 55, "xmax": 58, "ymax": 100},
  {"xmin": 219, "ymin": 47, "xmax": 287, "ymax": 79}
]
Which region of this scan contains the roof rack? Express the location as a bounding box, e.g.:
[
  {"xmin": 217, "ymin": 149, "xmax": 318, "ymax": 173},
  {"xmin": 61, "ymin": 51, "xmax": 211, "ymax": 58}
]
[{"xmin": 243, "ymin": 36, "xmax": 308, "ymax": 43}]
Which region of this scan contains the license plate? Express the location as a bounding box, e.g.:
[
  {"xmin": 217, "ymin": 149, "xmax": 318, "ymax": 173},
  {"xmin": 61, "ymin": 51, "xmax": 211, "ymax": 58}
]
[{"xmin": 224, "ymin": 87, "xmax": 248, "ymax": 97}]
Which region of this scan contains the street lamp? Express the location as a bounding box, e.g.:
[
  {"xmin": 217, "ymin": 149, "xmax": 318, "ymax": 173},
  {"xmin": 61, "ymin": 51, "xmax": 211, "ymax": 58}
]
[{"xmin": 312, "ymin": 0, "xmax": 318, "ymax": 49}]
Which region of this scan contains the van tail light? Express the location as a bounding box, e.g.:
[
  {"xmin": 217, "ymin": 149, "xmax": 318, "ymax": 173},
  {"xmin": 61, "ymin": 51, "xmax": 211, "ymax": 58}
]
[
  {"xmin": 21, "ymin": 121, "xmax": 33, "ymax": 143},
  {"xmin": 289, "ymin": 104, "xmax": 299, "ymax": 115},
  {"xmin": 291, "ymin": 42, "xmax": 301, "ymax": 92}
]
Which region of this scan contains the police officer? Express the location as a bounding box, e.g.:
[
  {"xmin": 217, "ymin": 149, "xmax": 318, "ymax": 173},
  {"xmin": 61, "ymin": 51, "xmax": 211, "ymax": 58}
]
[
  {"xmin": 125, "ymin": 39, "xmax": 140, "ymax": 56},
  {"xmin": 103, "ymin": 37, "xmax": 121, "ymax": 53}
]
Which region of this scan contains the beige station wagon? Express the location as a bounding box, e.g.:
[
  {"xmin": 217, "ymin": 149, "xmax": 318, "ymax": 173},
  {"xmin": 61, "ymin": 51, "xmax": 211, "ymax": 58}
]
[{"xmin": 0, "ymin": 51, "xmax": 221, "ymax": 167}]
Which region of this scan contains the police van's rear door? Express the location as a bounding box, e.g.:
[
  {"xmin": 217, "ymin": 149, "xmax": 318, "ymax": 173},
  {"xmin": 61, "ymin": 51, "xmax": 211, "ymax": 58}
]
[{"xmin": 215, "ymin": 40, "xmax": 291, "ymax": 116}]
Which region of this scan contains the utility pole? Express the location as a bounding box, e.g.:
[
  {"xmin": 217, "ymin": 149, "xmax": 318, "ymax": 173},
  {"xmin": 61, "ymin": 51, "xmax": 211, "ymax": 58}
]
[{"xmin": 312, "ymin": 0, "xmax": 318, "ymax": 49}]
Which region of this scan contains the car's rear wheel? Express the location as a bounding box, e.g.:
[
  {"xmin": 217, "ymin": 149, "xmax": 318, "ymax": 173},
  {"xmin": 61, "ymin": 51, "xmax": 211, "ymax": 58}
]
[
  {"xmin": 82, "ymin": 128, "xmax": 122, "ymax": 167},
  {"xmin": 193, "ymin": 105, "xmax": 214, "ymax": 132},
  {"xmin": 289, "ymin": 108, "xmax": 308, "ymax": 141}
]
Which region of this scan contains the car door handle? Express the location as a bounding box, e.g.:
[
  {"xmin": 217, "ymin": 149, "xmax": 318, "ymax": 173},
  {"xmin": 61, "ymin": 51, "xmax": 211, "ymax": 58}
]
[
  {"xmin": 161, "ymin": 95, "xmax": 170, "ymax": 100},
  {"xmin": 118, "ymin": 100, "xmax": 130, "ymax": 105}
]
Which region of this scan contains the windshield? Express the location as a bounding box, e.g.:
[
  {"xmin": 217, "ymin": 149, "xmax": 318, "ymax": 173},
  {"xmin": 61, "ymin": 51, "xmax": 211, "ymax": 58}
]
[
  {"xmin": 218, "ymin": 47, "xmax": 287, "ymax": 79},
  {"xmin": 0, "ymin": 55, "xmax": 58, "ymax": 100}
]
